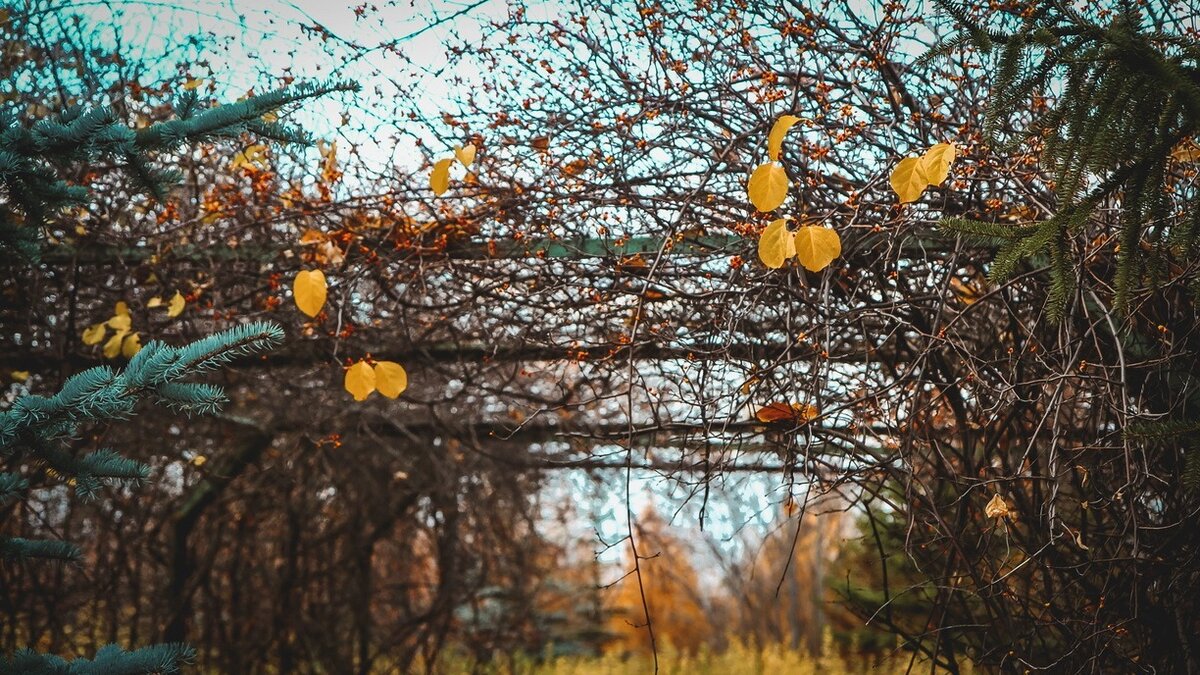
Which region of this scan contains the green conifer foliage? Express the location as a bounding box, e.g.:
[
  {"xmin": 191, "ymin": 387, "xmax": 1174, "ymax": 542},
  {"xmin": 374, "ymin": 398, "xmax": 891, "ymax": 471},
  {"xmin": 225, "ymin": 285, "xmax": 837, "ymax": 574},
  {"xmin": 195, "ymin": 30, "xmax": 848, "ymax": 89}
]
[
  {"xmin": 1, "ymin": 76, "xmax": 349, "ymax": 672},
  {"xmin": 0, "ymin": 80, "xmax": 356, "ymax": 258},
  {"xmin": 931, "ymin": 2, "xmax": 1200, "ymax": 317}
]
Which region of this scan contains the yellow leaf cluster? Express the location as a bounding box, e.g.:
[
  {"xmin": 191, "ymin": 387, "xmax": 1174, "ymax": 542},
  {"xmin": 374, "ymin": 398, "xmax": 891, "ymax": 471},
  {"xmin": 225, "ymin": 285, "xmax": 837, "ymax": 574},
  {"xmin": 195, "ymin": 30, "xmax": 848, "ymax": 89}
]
[
  {"xmin": 757, "ymin": 219, "xmax": 842, "ymax": 272},
  {"xmin": 890, "ymin": 142, "xmax": 956, "ymax": 203},
  {"xmin": 344, "ymin": 359, "xmax": 408, "ymax": 401},
  {"xmin": 81, "ymin": 302, "xmax": 141, "ymax": 359},
  {"xmin": 293, "ymin": 270, "xmax": 327, "ymax": 318}
]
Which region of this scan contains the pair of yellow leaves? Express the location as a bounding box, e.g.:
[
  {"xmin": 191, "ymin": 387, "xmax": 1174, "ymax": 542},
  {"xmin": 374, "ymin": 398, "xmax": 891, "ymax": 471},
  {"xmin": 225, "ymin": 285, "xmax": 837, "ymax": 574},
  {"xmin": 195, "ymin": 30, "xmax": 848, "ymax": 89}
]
[
  {"xmin": 344, "ymin": 360, "xmax": 408, "ymax": 401},
  {"xmin": 890, "ymin": 142, "xmax": 956, "ymax": 203},
  {"xmin": 147, "ymin": 292, "xmax": 187, "ymax": 318},
  {"xmin": 757, "ymin": 218, "xmax": 842, "ymax": 272},
  {"xmin": 293, "ymin": 269, "xmax": 327, "ymax": 317},
  {"xmin": 746, "ymin": 115, "xmax": 804, "ymax": 212},
  {"xmin": 82, "ymin": 295, "xmax": 185, "ymax": 358},
  {"xmin": 429, "ymin": 143, "xmax": 477, "ymax": 196}
]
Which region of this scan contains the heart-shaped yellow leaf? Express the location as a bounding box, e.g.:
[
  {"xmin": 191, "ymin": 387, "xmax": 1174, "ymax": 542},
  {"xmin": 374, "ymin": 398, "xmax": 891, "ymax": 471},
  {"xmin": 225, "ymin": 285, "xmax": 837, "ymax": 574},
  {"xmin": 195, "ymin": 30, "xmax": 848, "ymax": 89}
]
[
  {"xmin": 757, "ymin": 218, "xmax": 795, "ymax": 269},
  {"xmin": 919, "ymin": 142, "xmax": 956, "ymax": 186},
  {"xmin": 890, "ymin": 156, "xmax": 928, "ymax": 204},
  {"xmin": 793, "ymin": 226, "xmax": 841, "ymax": 272},
  {"xmin": 344, "ymin": 360, "xmax": 376, "ymax": 401},
  {"xmin": 82, "ymin": 323, "xmax": 107, "ymax": 345},
  {"xmin": 454, "ymin": 144, "xmax": 476, "ymax": 168},
  {"xmin": 747, "ymin": 162, "xmax": 788, "ymax": 212},
  {"xmin": 121, "ymin": 332, "xmax": 142, "ymax": 358},
  {"xmin": 373, "ymin": 361, "xmax": 408, "ymax": 399},
  {"xmin": 293, "ymin": 269, "xmax": 327, "ymax": 318},
  {"xmin": 167, "ymin": 291, "xmax": 186, "ymax": 318},
  {"xmin": 430, "ymin": 158, "xmax": 454, "ymax": 196},
  {"xmin": 767, "ymin": 115, "xmax": 802, "ymax": 161}
]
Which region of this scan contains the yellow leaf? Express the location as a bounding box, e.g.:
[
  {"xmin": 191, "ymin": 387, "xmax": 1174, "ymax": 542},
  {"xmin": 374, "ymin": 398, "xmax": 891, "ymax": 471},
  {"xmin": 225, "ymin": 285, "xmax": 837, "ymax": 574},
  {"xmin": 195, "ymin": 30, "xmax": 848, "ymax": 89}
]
[
  {"xmin": 890, "ymin": 156, "xmax": 927, "ymax": 203},
  {"xmin": 373, "ymin": 361, "xmax": 408, "ymax": 398},
  {"xmin": 454, "ymin": 143, "xmax": 477, "ymax": 167},
  {"xmin": 103, "ymin": 330, "xmax": 128, "ymax": 359},
  {"xmin": 182, "ymin": 78, "xmax": 205, "ymax": 90},
  {"xmin": 106, "ymin": 314, "xmax": 132, "ymax": 332},
  {"xmin": 344, "ymin": 360, "xmax": 376, "ymax": 401},
  {"xmin": 793, "ymin": 226, "xmax": 841, "ymax": 272},
  {"xmin": 299, "ymin": 228, "xmax": 326, "ymax": 245},
  {"xmin": 430, "ymin": 158, "xmax": 454, "ymax": 196},
  {"xmin": 114, "ymin": 301, "xmax": 130, "ymax": 317},
  {"xmin": 919, "ymin": 142, "xmax": 956, "ymax": 186},
  {"xmin": 747, "ymin": 162, "xmax": 788, "ymax": 212},
  {"xmin": 147, "ymin": 296, "xmax": 163, "ymax": 308},
  {"xmin": 757, "ymin": 218, "xmax": 795, "ymax": 269},
  {"xmin": 767, "ymin": 115, "xmax": 802, "ymax": 161},
  {"xmin": 191, "ymin": 455, "xmax": 207, "ymax": 467},
  {"xmin": 755, "ymin": 402, "xmax": 819, "ymax": 424},
  {"xmin": 121, "ymin": 332, "xmax": 141, "ymax": 358},
  {"xmin": 167, "ymin": 291, "xmax": 186, "ymax": 318},
  {"xmin": 293, "ymin": 269, "xmax": 327, "ymax": 318},
  {"xmin": 950, "ymin": 276, "xmax": 986, "ymax": 305},
  {"xmin": 318, "ymin": 140, "xmax": 338, "ymax": 181},
  {"xmin": 10, "ymin": 370, "xmax": 30, "ymax": 382},
  {"xmin": 82, "ymin": 323, "xmax": 107, "ymax": 345},
  {"xmin": 984, "ymin": 493, "xmax": 1011, "ymax": 519}
]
